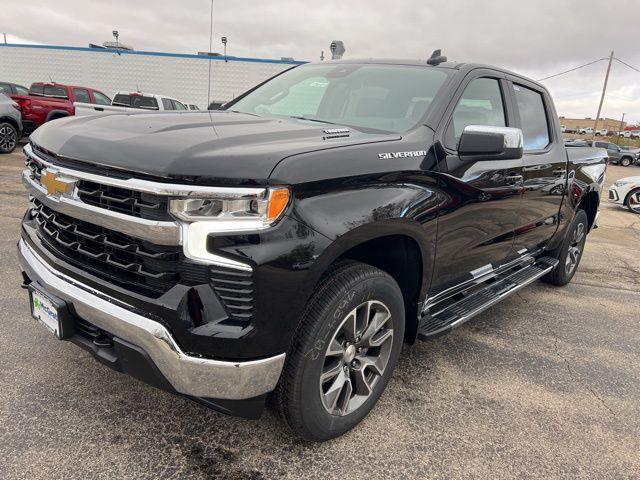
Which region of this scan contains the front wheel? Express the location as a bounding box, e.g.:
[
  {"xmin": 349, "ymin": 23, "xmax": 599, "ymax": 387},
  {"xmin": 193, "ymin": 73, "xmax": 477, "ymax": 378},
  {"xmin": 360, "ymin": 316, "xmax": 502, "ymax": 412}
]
[
  {"xmin": 0, "ymin": 122, "xmax": 18, "ymax": 154},
  {"xmin": 273, "ymin": 262, "xmax": 405, "ymax": 441},
  {"xmin": 543, "ymin": 209, "xmax": 588, "ymax": 286},
  {"xmin": 626, "ymin": 188, "xmax": 640, "ymax": 214}
]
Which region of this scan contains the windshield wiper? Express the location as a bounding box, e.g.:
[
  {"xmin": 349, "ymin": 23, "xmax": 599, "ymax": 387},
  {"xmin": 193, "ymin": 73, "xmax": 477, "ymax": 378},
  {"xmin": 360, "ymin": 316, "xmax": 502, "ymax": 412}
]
[{"xmin": 289, "ymin": 116, "xmax": 340, "ymax": 126}]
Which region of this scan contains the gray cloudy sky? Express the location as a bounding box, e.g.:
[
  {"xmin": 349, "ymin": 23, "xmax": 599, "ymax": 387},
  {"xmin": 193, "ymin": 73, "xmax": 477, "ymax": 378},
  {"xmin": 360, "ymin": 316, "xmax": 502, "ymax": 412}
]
[{"xmin": 4, "ymin": 0, "xmax": 640, "ymax": 124}]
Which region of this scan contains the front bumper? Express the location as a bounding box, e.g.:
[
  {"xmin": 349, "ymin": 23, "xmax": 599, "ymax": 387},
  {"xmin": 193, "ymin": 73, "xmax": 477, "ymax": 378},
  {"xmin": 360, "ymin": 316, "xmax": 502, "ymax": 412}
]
[{"xmin": 17, "ymin": 238, "xmax": 286, "ymax": 401}]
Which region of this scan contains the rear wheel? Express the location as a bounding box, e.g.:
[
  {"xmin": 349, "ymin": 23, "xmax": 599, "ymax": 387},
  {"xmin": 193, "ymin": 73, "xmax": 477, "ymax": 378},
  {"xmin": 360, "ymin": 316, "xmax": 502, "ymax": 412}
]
[
  {"xmin": 621, "ymin": 157, "xmax": 632, "ymax": 167},
  {"xmin": 543, "ymin": 209, "xmax": 588, "ymax": 286},
  {"xmin": 626, "ymin": 188, "xmax": 640, "ymax": 214},
  {"xmin": 0, "ymin": 122, "xmax": 18, "ymax": 154},
  {"xmin": 274, "ymin": 262, "xmax": 405, "ymax": 441}
]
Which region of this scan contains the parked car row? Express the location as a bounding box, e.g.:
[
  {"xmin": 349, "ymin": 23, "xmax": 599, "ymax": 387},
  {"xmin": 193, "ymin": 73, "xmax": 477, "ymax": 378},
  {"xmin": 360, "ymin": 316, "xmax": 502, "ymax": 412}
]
[
  {"xmin": 565, "ymin": 139, "xmax": 639, "ymax": 167},
  {"xmin": 75, "ymin": 91, "xmax": 197, "ymax": 116},
  {"xmin": 0, "ymin": 80, "xmax": 198, "ymax": 146},
  {"xmin": 561, "ymin": 125, "xmax": 640, "ymax": 138}
]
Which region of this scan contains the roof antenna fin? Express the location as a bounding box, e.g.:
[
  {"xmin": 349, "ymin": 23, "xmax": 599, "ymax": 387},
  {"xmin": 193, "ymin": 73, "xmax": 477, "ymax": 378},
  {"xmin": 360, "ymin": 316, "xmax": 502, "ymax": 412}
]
[{"xmin": 427, "ymin": 49, "xmax": 447, "ymax": 66}]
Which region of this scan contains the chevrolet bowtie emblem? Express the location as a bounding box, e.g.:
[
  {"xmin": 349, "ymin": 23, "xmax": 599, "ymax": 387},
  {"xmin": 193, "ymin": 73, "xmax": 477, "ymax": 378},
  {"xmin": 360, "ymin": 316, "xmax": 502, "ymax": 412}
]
[{"xmin": 40, "ymin": 169, "xmax": 76, "ymax": 197}]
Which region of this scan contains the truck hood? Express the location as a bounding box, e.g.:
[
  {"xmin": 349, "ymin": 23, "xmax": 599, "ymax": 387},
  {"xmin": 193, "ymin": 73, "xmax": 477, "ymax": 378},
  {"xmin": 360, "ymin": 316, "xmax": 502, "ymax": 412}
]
[{"xmin": 30, "ymin": 111, "xmax": 400, "ymax": 185}]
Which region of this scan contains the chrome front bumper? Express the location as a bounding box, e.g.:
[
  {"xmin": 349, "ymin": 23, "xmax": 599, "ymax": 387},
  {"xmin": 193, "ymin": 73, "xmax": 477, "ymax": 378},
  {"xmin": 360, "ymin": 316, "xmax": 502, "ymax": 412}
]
[{"xmin": 18, "ymin": 238, "xmax": 286, "ymax": 400}]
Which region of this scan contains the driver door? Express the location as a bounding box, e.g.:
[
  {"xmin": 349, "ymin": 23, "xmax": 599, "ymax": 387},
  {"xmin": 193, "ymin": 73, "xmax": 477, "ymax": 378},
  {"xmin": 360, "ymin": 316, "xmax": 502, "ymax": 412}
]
[{"xmin": 431, "ymin": 73, "xmax": 523, "ymax": 294}]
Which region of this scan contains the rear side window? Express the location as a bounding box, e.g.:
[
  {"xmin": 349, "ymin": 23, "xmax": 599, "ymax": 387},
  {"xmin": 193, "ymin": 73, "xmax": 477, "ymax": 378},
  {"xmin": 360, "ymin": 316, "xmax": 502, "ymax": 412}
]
[
  {"xmin": 162, "ymin": 98, "xmax": 174, "ymax": 110},
  {"xmin": 29, "ymin": 84, "xmax": 44, "ymax": 95},
  {"xmin": 131, "ymin": 96, "xmax": 158, "ymax": 109},
  {"xmin": 73, "ymin": 88, "xmax": 91, "ymax": 103},
  {"xmin": 0, "ymin": 82, "xmax": 13, "ymax": 94},
  {"xmin": 93, "ymin": 91, "xmax": 111, "ymax": 105},
  {"xmin": 113, "ymin": 94, "xmax": 131, "ymax": 106},
  {"xmin": 44, "ymin": 86, "xmax": 68, "ymax": 98},
  {"xmin": 513, "ymin": 84, "xmax": 550, "ymax": 150},
  {"xmin": 446, "ymin": 78, "xmax": 506, "ymax": 147}
]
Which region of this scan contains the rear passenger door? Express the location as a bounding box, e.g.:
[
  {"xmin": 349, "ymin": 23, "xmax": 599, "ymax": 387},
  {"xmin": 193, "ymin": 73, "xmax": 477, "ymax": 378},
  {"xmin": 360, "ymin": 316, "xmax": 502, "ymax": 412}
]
[{"xmin": 508, "ymin": 78, "xmax": 567, "ymax": 253}]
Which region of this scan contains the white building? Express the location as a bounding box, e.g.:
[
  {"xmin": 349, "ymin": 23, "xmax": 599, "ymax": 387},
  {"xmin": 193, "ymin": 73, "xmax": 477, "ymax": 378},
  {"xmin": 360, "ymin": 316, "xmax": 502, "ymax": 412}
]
[{"xmin": 0, "ymin": 43, "xmax": 304, "ymax": 108}]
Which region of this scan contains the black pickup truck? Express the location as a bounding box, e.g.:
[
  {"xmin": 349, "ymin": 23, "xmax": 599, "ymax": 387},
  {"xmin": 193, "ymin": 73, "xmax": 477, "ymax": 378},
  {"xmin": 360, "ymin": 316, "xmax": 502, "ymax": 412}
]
[{"xmin": 18, "ymin": 53, "xmax": 607, "ymax": 441}]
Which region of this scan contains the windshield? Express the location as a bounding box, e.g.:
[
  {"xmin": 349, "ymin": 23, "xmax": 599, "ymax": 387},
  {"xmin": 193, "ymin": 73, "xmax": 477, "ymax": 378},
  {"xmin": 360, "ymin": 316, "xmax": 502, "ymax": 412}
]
[{"xmin": 230, "ymin": 64, "xmax": 449, "ymax": 133}]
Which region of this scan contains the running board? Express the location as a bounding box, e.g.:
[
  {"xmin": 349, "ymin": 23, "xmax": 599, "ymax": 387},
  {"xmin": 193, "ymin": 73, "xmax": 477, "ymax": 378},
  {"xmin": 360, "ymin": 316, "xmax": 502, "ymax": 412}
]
[{"xmin": 418, "ymin": 257, "xmax": 558, "ymax": 339}]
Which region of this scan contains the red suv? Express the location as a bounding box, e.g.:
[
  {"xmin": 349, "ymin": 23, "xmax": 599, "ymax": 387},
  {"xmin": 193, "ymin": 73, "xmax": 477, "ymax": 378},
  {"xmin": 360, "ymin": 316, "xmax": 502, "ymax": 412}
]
[{"xmin": 9, "ymin": 82, "xmax": 111, "ymax": 134}]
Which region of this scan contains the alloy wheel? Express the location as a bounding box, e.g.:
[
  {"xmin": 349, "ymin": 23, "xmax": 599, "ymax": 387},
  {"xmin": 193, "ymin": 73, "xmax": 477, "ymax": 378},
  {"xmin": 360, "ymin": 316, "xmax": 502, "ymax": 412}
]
[
  {"xmin": 565, "ymin": 222, "xmax": 585, "ymax": 275},
  {"xmin": 0, "ymin": 124, "xmax": 17, "ymax": 152},
  {"xmin": 319, "ymin": 300, "xmax": 394, "ymax": 416},
  {"xmin": 628, "ymin": 190, "xmax": 640, "ymax": 214}
]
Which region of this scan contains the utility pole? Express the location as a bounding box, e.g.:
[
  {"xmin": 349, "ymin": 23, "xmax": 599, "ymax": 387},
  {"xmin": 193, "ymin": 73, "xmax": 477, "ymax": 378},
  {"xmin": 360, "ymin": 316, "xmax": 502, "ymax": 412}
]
[
  {"xmin": 592, "ymin": 50, "xmax": 614, "ymax": 140},
  {"xmin": 618, "ymin": 113, "xmax": 626, "ymax": 136},
  {"xmin": 3, "ymin": 32, "xmax": 6, "ymax": 44}
]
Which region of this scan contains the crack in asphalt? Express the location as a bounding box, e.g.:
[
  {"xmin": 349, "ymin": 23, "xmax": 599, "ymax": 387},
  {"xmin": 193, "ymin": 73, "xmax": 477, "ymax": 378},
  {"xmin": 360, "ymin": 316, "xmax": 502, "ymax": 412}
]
[{"xmin": 543, "ymin": 316, "xmax": 619, "ymax": 420}]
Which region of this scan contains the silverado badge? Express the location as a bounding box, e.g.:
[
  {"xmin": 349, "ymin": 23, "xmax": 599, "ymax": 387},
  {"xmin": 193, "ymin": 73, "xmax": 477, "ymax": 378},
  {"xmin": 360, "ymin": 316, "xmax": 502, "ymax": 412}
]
[{"xmin": 40, "ymin": 169, "xmax": 76, "ymax": 197}]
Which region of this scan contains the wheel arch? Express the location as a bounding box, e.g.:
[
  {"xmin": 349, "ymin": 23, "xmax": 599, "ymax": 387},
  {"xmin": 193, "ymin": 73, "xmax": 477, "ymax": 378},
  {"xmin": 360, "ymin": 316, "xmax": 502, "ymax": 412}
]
[
  {"xmin": 577, "ymin": 189, "xmax": 600, "ymax": 230},
  {"xmin": 45, "ymin": 110, "xmax": 70, "ymax": 122},
  {"xmin": 308, "ymin": 222, "xmax": 434, "ymax": 344},
  {"xmin": 624, "ymin": 187, "xmax": 640, "ymax": 208},
  {"xmin": 0, "ymin": 116, "xmax": 20, "ymax": 131}
]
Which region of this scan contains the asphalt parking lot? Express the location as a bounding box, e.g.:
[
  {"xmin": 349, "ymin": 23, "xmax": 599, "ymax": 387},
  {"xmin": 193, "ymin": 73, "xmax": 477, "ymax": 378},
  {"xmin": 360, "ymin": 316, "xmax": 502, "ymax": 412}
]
[{"xmin": 1, "ymin": 145, "xmax": 639, "ymax": 479}]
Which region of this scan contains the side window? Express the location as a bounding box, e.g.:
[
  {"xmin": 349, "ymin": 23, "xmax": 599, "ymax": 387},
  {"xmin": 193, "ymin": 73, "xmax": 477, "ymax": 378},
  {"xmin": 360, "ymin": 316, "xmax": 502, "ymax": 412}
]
[
  {"xmin": 446, "ymin": 78, "xmax": 506, "ymax": 147},
  {"xmin": 93, "ymin": 91, "xmax": 111, "ymax": 105},
  {"xmin": 513, "ymin": 84, "xmax": 550, "ymax": 150},
  {"xmin": 15, "ymin": 85, "xmax": 29, "ymax": 95},
  {"xmin": 162, "ymin": 98, "xmax": 174, "ymax": 110},
  {"xmin": 30, "ymin": 84, "xmax": 44, "ymax": 95},
  {"xmin": 594, "ymin": 141, "xmax": 607, "ymax": 148},
  {"xmin": 112, "ymin": 94, "xmax": 131, "ymax": 106},
  {"xmin": 73, "ymin": 88, "xmax": 91, "ymax": 103},
  {"xmin": 0, "ymin": 82, "xmax": 12, "ymax": 94},
  {"xmin": 172, "ymin": 100, "xmax": 187, "ymax": 110}
]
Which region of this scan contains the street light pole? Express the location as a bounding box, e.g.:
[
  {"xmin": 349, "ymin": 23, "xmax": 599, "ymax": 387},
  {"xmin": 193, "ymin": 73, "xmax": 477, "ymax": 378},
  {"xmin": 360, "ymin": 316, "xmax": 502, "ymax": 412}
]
[{"xmin": 592, "ymin": 50, "xmax": 614, "ymax": 140}]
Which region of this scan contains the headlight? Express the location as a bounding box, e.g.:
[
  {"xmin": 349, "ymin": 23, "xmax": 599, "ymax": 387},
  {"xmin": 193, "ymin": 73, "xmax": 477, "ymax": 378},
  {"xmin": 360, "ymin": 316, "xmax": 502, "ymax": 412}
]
[{"xmin": 169, "ymin": 186, "xmax": 290, "ymax": 228}]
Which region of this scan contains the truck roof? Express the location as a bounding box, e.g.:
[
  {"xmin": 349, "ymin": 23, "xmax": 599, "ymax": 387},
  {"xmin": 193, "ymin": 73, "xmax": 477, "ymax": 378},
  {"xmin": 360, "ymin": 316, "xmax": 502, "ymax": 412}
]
[{"xmin": 312, "ymin": 58, "xmax": 546, "ymax": 90}]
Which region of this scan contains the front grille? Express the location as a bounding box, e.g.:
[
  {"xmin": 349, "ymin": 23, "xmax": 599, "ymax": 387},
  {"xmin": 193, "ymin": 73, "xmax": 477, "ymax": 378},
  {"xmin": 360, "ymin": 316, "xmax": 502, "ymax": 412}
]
[
  {"xmin": 25, "ymin": 156, "xmax": 43, "ymax": 181},
  {"xmin": 31, "ymin": 199, "xmax": 206, "ymax": 297},
  {"xmin": 76, "ymin": 180, "xmax": 171, "ymax": 221},
  {"xmin": 210, "ymin": 266, "xmax": 254, "ymax": 326}
]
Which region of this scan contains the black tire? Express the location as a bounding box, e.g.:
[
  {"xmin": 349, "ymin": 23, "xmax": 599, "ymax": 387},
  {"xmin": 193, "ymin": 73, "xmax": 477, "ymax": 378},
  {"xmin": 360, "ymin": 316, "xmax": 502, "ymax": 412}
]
[
  {"xmin": 625, "ymin": 188, "xmax": 640, "ymax": 214},
  {"xmin": 273, "ymin": 261, "xmax": 405, "ymax": 441},
  {"xmin": 621, "ymin": 157, "xmax": 632, "ymax": 167},
  {"xmin": 543, "ymin": 209, "xmax": 588, "ymax": 286},
  {"xmin": 0, "ymin": 121, "xmax": 18, "ymax": 154}
]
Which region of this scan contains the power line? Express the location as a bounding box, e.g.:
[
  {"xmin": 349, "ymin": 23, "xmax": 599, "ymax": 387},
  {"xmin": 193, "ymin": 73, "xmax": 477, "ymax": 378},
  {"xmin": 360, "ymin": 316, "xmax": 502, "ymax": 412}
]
[
  {"xmin": 614, "ymin": 57, "xmax": 640, "ymax": 74},
  {"xmin": 536, "ymin": 58, "xmax": 608, "ymax": 81}
]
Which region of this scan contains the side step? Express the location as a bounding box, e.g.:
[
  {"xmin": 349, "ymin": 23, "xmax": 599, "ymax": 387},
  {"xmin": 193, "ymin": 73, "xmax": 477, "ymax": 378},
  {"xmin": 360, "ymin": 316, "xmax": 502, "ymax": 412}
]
[{"xmin": 418, "ymin": 257, "xmax": 558, "ymax": 340}]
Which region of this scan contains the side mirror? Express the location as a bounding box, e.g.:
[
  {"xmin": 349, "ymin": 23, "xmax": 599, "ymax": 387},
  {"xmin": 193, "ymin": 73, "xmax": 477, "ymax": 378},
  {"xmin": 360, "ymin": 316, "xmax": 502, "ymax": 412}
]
[{"xmin": 458, "ymin": 125, "xmax": 523, "ymax": 161}]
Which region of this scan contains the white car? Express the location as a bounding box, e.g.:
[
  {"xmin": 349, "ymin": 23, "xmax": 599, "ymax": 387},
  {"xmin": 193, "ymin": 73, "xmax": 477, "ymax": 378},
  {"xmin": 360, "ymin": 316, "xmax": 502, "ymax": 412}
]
[
  {"xmin": 578, "ymin": 127, "xmax": 594, "ymax": 135},
  {"xmin": 75, "ymin": 91, "xmax": 190, "ymax": 116},
  {"xmin": 619, "ymin": 130, "xmax": 640, "ymax": 139},
  {"xmin": 608, "ymin": 176, "xmax": 640, "ymax": 214}
]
